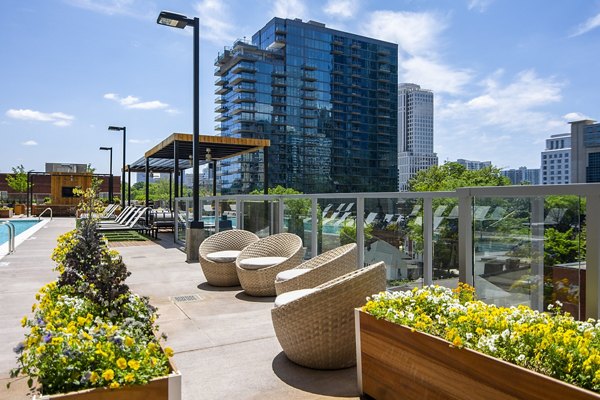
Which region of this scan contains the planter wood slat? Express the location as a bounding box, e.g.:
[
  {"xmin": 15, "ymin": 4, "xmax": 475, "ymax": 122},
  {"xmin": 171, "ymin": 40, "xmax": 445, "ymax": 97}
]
[{"xmin": 356, "ymin": 310, "xmax": 600, "ymax": 400}]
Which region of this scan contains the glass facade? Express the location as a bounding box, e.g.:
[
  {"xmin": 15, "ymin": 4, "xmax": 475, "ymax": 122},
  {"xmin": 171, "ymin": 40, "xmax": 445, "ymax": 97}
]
[{"xmin": 214, "ymin": 18, "xmax": 398, "ymax": 194}]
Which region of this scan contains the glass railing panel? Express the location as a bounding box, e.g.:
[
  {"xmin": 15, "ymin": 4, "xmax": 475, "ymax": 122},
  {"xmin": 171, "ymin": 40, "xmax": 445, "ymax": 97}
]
[
  {"xmin": 217, "ymin": 199, "xmax": 237, "ymax": 230},
  {"xmin": 174, "ymin": 198, "xmax": 189, "ymax": 244},
  {"xmin": 366, "ymin": 197, "xmax": 424, "ymax": 289},
  {"xmin": 282, "ymin": 196, "xmax": 312, "ymax": 257},
  {"xmin": 317, "ymin": 198, "xmax": 357, "ymax": 255},
  {"xmin": 241, "ymin": 199, "xmax": 276, "ymax": 238},
  {"xmin": 432, "ymin": 197, "xmax": 460, "ymax": 288},
  {"xmin": 542, "ymin": 195, "xmax": 585, "ymax": 320}
]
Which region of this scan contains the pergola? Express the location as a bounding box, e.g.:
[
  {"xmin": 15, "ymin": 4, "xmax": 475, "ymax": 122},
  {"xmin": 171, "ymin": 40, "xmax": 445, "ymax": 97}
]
[{"xmin": 126, "ymin": 133, "xmax": 270, "ymax": 209}]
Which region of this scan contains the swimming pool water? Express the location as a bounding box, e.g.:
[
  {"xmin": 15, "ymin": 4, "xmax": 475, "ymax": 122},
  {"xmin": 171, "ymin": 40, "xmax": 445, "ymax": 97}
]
[{"xmin": 0, "ymin": 220, "xmax": 40, "ymax": 245}]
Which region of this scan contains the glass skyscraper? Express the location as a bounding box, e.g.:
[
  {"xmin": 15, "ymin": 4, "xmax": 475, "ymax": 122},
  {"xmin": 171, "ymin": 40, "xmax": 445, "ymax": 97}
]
[{"xmin": 214, "ymin": 17, "xmax": 398, "ymax": 194}]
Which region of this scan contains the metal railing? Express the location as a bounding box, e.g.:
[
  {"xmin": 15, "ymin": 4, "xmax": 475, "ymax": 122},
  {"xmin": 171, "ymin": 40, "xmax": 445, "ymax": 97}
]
[
  {"xmin": 38, "ymin": 207, "xmax": 53, "ymax": 220},
  {"xmin": 174, "ymin": 183, "xmax": 600, "ymax": 319},
  {"xmin": 0, "ymin": 221, "xmax": 16, "ymax": 254}
]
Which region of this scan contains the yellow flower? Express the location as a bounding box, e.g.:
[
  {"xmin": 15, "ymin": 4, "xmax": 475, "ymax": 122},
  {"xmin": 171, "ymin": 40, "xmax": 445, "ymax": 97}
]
[
  {"xmin": 124, "ymin": 373, "xmax": 135, "ymax": 383},
  {"xmin": 164, "ymin": 347, "xmax": 174, "ymax": 358},
  {"xmin": 102, "ymin": 369, "xmax": 114, "ymax": 381},
  {"xmin": 128, "ymin": 359, "xmax": 140, "ymax": 370},
  {"xmin": 90, "ymin": 372, "xmax": 99, "ymax": 383},
  {"xmin": 116, "ymin": 357, "xmax": 127, "ymax": 370},
  {"xmin": 20, "ymin": 316, "xmax": 27, "ymax": 327},
  {"xmin": 124, "ymin": 336, "xmax": 134, "ymax": 347},
  {"xmin": 109, "ymin": 382, "xmax": 120, "ymax": 389},
  {"xmin": 77, "ymin": 316, "xmax": 87, "ymax": 326}
]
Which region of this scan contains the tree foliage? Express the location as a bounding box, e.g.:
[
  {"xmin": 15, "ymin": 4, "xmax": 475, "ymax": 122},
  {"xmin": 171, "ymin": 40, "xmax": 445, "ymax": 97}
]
[
  {"xmin": 408, "ymin": 162, "xmax": 510, "ymax": 192},
  {"xmin": 5, "ymin": 164, "xmax": 30, "ymax": 193}
]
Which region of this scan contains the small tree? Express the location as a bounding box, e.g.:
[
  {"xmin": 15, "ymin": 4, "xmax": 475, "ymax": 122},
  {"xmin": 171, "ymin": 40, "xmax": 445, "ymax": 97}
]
[{"xmin": 5, "ymin": 165, "xmax": 30, "ymax": 202}]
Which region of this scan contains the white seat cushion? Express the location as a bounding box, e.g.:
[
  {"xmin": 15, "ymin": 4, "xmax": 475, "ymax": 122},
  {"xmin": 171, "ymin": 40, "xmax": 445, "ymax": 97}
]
[
  {"xmin": 275, "ymin": 268, "xmax": 311, "ymax": 282},
  {"xmin": 239, "ymin": 256, "xmax": 288, "ymax": 270},
  {"xmin": 206, "ymin": 250, "xmax": 241, "ymax": 263},
  {"xmin": 274, "ymin": 289, "xmax": 318, "ymax": 307}
]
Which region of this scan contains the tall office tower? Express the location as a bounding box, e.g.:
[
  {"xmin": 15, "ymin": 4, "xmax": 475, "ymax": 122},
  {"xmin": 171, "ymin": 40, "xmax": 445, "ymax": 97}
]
[
  {"xmin": 397, "ymin": 83, "xmax": 437, "ymax": 191},
  {"xmin": 541, "ymin": 133, "xmax": 571, "ymax": 185},
  {"xmin": 455, "ymin": 159, "xmax": 492, "ymax": 171},
  {"xmin": 214, "ymin": 18, "xmax": 398, "ymax": 194},
  {"xmin": 501, "ymin": 167, "xmax": 540, "ymax": 185},
  {"xmin": 570, "ymin": 119, "xmax": 600, "ymax": 183}
]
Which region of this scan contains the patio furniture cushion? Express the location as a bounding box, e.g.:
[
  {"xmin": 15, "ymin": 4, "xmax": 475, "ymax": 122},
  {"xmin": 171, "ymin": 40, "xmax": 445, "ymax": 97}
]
[
  {"xmin": 206, "ymin": 250, "xmax": 241, "ymax": 263},
  {"xmin": 239, "ymin": 256, "xmax": 287, "ymax": 270},
  {"xmin": 274, "ymin": 289, "xmax": 317, "ymax": 307},
  {"xmin": 275, "ymin": 268, "xmax": 311, "ymax": 283}
]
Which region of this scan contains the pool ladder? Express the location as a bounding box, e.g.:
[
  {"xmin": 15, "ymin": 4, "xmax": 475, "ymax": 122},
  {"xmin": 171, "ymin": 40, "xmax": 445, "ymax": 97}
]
[
  {"xmin": 0, "ymin": 221, "xmax": 16, "ymax": 254},
  {"xmin": 38, "ymin": 207, "xmax": 53, "ymax": 221}
]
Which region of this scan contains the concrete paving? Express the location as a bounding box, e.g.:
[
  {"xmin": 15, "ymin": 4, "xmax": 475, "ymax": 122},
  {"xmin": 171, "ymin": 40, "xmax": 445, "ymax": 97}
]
[{"xmin": 0, "ymin": 219, "xmax": 360, "ymax": 400}]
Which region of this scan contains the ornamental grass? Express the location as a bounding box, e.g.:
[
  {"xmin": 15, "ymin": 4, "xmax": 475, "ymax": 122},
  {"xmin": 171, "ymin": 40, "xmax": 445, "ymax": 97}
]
[
  {"xmin": 10, "ymin": 183, "xmax": 173, "ymax": 395},
  {"xmin": 363, "ymin": 283, "xmax": 600, "ymax": 393}
]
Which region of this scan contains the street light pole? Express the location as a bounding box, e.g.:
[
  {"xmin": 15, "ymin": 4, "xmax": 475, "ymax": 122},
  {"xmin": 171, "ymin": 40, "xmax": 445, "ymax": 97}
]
[
  {"xmin": 99, "ymin": 147, "xmax": 113, "ymax": 203},
  {"xmin": 108, "ymin": 126, "xmax": 126, "ymax": 208}
]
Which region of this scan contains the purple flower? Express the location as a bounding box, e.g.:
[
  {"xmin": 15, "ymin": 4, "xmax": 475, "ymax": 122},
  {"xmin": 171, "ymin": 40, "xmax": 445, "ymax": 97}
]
[
  {"xmin": 43, "ymin": 333, "xmax": 52, "ymax": 343},
  {"xmin": 13, "ymin": 342, "xmax": 25, "ymax": 353}
]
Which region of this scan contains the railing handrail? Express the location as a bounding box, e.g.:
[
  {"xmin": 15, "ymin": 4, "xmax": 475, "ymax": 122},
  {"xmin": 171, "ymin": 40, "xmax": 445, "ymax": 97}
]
[
  {"xmin": 38, "ymin": 207, "xmax": 53, "ymax": 221},
  {"xmin": 0, "ymin": 221, "xmax": 16, "ymax": 254}
]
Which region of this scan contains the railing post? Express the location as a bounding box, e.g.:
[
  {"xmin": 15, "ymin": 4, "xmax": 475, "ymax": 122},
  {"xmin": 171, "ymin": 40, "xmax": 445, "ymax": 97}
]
[
  {"xmin": 531, "ymin": 197, "xmax": 545, "ymax": 312},
  {"xmin": 278, "ymin": 197, "xmax": 284, "ymax": 234},
  {"xmin": 356, "ymin": 196, "xmax": 365, "ymax": 269},
  {"xmin": 587, "ymin": 194, "xmax": 600, "ymax": 319},
  {"xmin": 458, "ymin": 189, "xmax": 473, "ymax": 285},
  {"xmin": 311, "ymin": 198, "xmax": 318, "ymax": 258},
  {"xmin": 214, "ymin": 199, "xmax": 220, "ymax": 234},
  {"xmin": 237, "ymin": 199, "xmax": 243, "ymax": 230},
  {"xmin": 423, "ymin": 197, "xmax": 433, "ymax": 286}
]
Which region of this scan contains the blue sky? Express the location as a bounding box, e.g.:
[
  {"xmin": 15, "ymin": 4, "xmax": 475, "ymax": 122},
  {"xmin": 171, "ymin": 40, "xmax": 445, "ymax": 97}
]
[{"xmin": 1, "ymin": 0, "xmax": 599, "ymax": 179}]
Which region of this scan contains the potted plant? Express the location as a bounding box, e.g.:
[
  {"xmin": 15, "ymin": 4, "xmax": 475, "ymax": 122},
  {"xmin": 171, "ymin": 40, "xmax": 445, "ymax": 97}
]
[
  {"xmin": 10, "ymin": 185, "xmax": 181, "ymax": 399},
  {"xmin": 356, "ymin": 284, "xmax": 600, "ymax": 400},
  {"xmin": 0, "ymin": 206, "xmax": 13, "ymax": 218}
]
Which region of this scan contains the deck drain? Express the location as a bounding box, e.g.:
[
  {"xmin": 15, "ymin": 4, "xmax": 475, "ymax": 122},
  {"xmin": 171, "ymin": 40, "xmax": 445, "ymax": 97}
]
[{"xmin": 172, "ymin": 294, "xmax": 201, "ymax": 303}]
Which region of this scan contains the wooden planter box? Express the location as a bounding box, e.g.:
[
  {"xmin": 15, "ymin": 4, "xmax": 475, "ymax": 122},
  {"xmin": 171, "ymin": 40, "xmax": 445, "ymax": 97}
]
[
  {"xmin": 32, "ymin": 357, "xmax": 181, "ymax": 400},
  {"xmin": 355, "ymin": 310, "xmax": 600, "ymax": 400},
  {"xmin": 0, "ymin": 209, "xmax": 13, "ymax": 218},
  {"xmin": 14, "ymin": 204, "xmax": 25, "ymax": 215}
]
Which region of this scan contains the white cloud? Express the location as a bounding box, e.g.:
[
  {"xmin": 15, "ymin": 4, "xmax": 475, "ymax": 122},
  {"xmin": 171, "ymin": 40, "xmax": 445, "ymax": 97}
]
[
  {"xmin": 272, "ymin": 0, "xmax": 308, "ymax": 20},
  {"xmin": 563, "ymin": 112, "xmax": 592, "ymax": 121},
  {"xmin": 324, "ymin": 0, "xmax": 359, "ymax": 19},
  {"xmin": 5, "ymin": 109, "xmax": 75, "ymax": 127},
  {"xmin": 129, "ymin": 139, "xmax": 152, "ymax": 144},
  {"xmin": 165, "ymin": 108, "xmax": 181, "ymax": 115},
  {"xmin": 22, "ymin": 140, "xmax": 38, "ymax": 146},
  {"xmin": 65, "ymin": 0, "xmax": 154, "ymax": 19},
  {"xmin": 467, "ymin": 0, "xmax": 494, "ymax": 12},
  {"xmin": 569, "ymin": 12, "xmax": 600, "ymax": 37},
  {"xmin": 104, "ymin": 93, "xmax": 169, "ymax": 111},
  {"xmin": 194, "ymin": 0, "xmax": 237, "ymax": 44},
  {"xmin": 401, "ymin": 57, "xmax": 472, "ymax": 95}
]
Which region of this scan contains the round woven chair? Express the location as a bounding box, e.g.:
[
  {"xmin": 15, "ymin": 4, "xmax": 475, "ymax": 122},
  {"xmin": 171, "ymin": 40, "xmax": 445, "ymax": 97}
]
[
  {"xmin": 274, "ymin": 243, "xmax": 357, "ymax": 296},
  {"xmin": 235, "ymin": 233, "xmax": 305, "ymax": 296},
  {"xmin": 199, "ymin": 230, "xmax": 259, "ymax": 287},
  {"xmin": 271, "ymin": 261, "xmax": 387, "ymax": 369}
]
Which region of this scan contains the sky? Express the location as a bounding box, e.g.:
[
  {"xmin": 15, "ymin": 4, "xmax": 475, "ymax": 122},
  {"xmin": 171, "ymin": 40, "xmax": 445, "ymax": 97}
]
[{"xmin": 1, "ymin": 0, "xmax": 599, "ymax": 179}]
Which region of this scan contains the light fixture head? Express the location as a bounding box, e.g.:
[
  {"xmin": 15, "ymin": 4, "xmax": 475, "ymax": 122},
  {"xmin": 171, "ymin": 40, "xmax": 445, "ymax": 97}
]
[
  {"xmin": 99, "ymin": 146, "xmax": 112, "ymax": 151},
  {"xmin": 157, "ymin": 11, "xmax": 191, "ymax": 29},
  {"xmin": 108, "ymin": 126, "xmax": 125, "ymax": 131},
  {"xmin": 206, "ymin": 148, "xmax": 212, "ymax": 161}
]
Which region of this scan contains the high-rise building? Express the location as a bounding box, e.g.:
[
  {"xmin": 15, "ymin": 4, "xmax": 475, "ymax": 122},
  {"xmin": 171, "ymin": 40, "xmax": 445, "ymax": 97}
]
[
  {"xmin": 214, "ymin": 18, "xmax": 398, "ymax": 194},
  {"xmin": 501, "ymin": 167, "xmax": 540, "ymax": 185},
  {"xmin": 455, "ymin": 159, "xmax": 491, "ymax": 171},
  {"xmin": 541, "ymin": 133, "xmax": 570, "ymax": 185},
  {"xmin": 570, "ymin": 119, "xmax": 600, "ymax": 183},
  {"xmin": 397, "ymin": 83, "xmax": 437, "ymax": 191}
]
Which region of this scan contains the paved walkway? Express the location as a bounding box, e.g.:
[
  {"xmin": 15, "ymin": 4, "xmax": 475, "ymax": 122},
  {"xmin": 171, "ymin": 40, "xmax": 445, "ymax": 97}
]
[{"xmin": 0, "ymin": 219, "xmax": 359, "ymax": 400}]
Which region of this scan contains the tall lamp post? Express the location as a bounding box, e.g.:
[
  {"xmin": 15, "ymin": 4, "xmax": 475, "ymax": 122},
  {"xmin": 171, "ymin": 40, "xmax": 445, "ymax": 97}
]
[
  {"xmin": 99, "ymin": 146, "xmax": 113, "ymax": 203},
  {"xmin": 157, "ymin": 10, "xmax": 202, "ymax": 230},
  {"xmin": 108, "ymin": 126, "xmax": 126, "ymax": 208}
]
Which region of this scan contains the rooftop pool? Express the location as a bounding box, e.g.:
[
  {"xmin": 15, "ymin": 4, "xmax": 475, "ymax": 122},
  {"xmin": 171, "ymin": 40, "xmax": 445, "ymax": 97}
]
[{"xmin": 0, "ymin": 219, "xmax": 43, "ymax": 247}]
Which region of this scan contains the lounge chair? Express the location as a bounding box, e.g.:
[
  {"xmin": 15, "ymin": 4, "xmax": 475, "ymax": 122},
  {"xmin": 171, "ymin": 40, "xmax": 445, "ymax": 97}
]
[
  {"xmin": 271, "ymin": 261, "xmax": 387, "ymax": 369},
  {"xmin": 274, "ymin": 243, "xmax": 357, "ymax": 295},
  {"xmin": 199, "ymin": 230, "xmax": 259, "ymax": 286},
  {"xmin": 97, "ymin": 207, "xmax": 151, "ymax": 234},
  {"xmin": 235, "ymin": 233, "xmax": 305, "ymax": 296}
]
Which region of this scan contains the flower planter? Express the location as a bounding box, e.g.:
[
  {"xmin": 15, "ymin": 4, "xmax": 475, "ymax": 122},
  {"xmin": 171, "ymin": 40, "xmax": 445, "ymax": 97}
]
[
  {"xmin": 355, "ymin": 309, "xmax": 600, "ymax": 400},
  {"xmin": 32, "ymin": 356, "xmax": 181, "ymax": 400},
  {"xmin": 14, "ymin": 204, "xmax": 25, "ymax": 215},
  {"xmin": 0, "ymin": 208, "xmax": 13, "ymax": 218}
]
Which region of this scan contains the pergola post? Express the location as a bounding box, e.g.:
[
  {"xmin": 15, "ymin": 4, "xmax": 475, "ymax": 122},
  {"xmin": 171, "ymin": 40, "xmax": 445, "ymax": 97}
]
[
  {"xmin": 145, "ymin": 158, "xmax": 150, "ymax": 226},
  {"xmin": 174, "ymin": 141, "xmax": 179, "ymax": 207}
]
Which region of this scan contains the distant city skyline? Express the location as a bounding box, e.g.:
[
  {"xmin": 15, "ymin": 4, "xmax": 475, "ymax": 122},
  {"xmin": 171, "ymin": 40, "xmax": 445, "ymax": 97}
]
[{"xmin": 1, "ymin": 1, "xmax": 599, "ymax": 182}]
